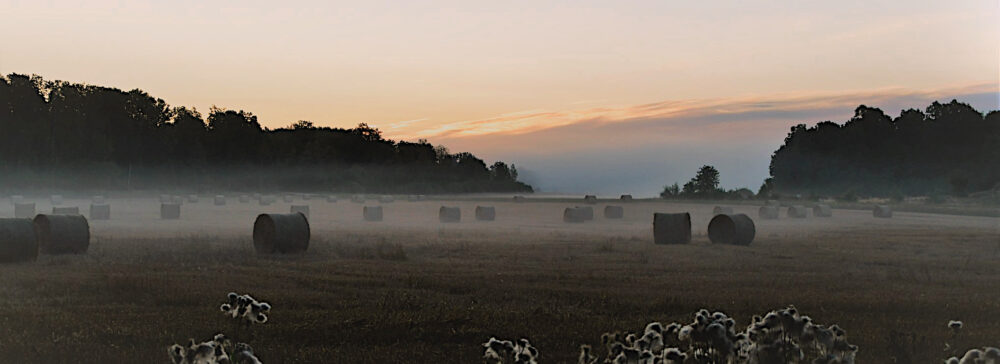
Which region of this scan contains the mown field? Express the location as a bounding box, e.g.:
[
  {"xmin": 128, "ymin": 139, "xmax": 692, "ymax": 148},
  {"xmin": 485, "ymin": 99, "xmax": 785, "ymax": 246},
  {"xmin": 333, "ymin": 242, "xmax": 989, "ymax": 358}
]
[{"xmin": 0, "ymin": 196, "xmax": 997, "ymax": 362}]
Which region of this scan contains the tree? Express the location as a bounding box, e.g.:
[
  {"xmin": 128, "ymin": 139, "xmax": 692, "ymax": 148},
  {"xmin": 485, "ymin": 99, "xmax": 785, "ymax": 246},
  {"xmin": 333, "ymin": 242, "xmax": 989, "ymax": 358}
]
[
  {"xmin": 688, "ymin": 165, "xmax": 721, "ymax": 198},
  {"xmin": 660, "ymin": 183, "xmax": 680, "ymax": 198}
]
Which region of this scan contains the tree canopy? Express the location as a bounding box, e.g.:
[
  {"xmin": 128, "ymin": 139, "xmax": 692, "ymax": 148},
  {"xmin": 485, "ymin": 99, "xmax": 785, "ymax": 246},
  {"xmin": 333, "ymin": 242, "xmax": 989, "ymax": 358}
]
[{"xmin": 0, "ymin": 73, "xmax": 532, "ymax": 193}]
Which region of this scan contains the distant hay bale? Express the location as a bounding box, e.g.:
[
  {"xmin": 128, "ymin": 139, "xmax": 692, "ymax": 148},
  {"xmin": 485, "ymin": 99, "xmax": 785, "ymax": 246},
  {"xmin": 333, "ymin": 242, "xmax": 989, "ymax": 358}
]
[
  {"xmin": 253, "ymin": 213, "xmax": 310, "ymax": 254},
  {"xmin": 52, "ymin": 206, "xmax": 80, "ymax": 215},
  {"xmin": 758, "ymin": 206, "xmax": 779, "ymax": 220},
  {"xmin": 302, "ymin": 194, "xmax": 312, "ymax": 201},
  {"xmin": 787, "ymin": 205, "xmax": 808, "ymax": 218},
  {"xmin": 653, "ymin": 212, "xmax": 691, "ymax": 245},
  {"xmin": 10, "ymin": 195, "xmax": 24, "ymax": 204},
  {"xmin": 379, "ymin": 195, "xmax": 395, "ymax": 203},
  {"xmin": 603, "ymin": 205, "xmax": 624, "ymax": 219},
  {"xmin": 813, "ymin": 204, "xmax": 833, "ymax": 217},
  {"xmin": 259, "ymin": 195, "xmax": 273, "ymax": 206},
  {"xmin": 0, "ymin": 218, "xmax": 38, "ymax": 263},
  {"xmin": 214, "ymin": 195, "xmax": 226, "ymax": 206},
  {"xmin": 873, "ymin": 205, "xmax": 893, "ymax": 218},
  {"xmin": 713, "ymin": 206, "xmax": 734, "ymax": 215},
  {"xmin": 563, "ymin": 206, "xmax": 594, "ymax": 223},
  {"xmin": 326, "ymin": 195, "xmax": 338, "ymax": 203},
  {"xmin": 351, "ymin": 195, "xmax": 366, "ymax": 204},
  {"xmin": 161, "ymin": 203, "xmax": 181, "ymax": 220},
  {"xmin": 14, "ymin": 203, "xmax": 35, "ymax": 219},
  {"xmin": 475, "ymin": 206, "xmax": 496, "ymax": 221},
  {"xmin": 363, "ymin": 206, "xmax": 383, "ymax": 221},
  {"xmin": 159, "ymin": 194, "xmax": 171, "ymax": 204},
  {"xmin": 290, "ymin": 205, "xmax": 310, "ymax": 218},
  {"xmin": 283, "ymin": 195, "xmax": 294, "ymax": 203},
  {"xmin": 708, "ymin": 213, "xmax": 756, "ymax": 246},
  {"xmin": 239, "ymin": 195, "xmax": 250, "ymax": 203},
  {"xmin": 92, "ymin": 195, "xmax": 105, "ymax": 204},
  {"xmin": 187, "ymin": 194, "xmax": 199, "ymax": 203},
  {"xmin": 513, "ymin": 195, "xmax": 526, "ymax": 203},
  {"xmin": 620, "ymin": 194, "xmax": 633, "ymax": 201},
  {"xmin": 33, "ymin": 214, "xmax": 89, "ymax": 254},
  {"xmin": 50, "ymin": 195, "xmax": 63, "ymax": 206},
  {"xmin": 407, "ymin": 195, "xmax": 420, "ymax": 202},
  {"xmin": 172, "ymin": 195, "xmax": 184, "ymax": 204},
  {"xmin": 89, "ymin": 204, "xmax": 111, "ymax": 220},
  {"xmin": 583, "ymin": 195, "xmax": 598, "ymax": 204},
  {"xmin": 439, "ymin": 206, "xmax": 461, "ymax": 223}
]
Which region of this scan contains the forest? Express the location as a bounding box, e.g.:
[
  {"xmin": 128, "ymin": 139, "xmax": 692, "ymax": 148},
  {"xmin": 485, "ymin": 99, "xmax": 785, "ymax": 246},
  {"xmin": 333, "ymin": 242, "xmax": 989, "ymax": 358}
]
[
  {"xmin": 0, "ymin": 74, "xmax": 532, "ymax": 193},
  {"xmin": 767, "ymin": 100, "xmax": 999, "ymax": 197}
]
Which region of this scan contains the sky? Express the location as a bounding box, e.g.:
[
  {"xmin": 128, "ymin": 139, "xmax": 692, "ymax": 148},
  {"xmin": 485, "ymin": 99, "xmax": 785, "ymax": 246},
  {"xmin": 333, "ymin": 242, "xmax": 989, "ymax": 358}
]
[{"xmin": 2, "ymin": 0, "xmax": 998, "ymax": 195}]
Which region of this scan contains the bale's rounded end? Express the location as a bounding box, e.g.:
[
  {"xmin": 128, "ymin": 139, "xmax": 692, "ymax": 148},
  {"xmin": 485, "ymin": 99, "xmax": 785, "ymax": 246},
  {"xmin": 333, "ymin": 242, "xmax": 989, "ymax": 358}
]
[
  {"xmin": 253, "ymin": 213, "xmax": 310, "ymax": 254},
  {"xmin": 33, "ymin": 214, "xmax": 90, "ymax": 255},
  {"xmin": 708, "ymin": 213, "xmax": 755, "ymax": 246},
  {"xmin": 0, "ymin": 218, "xmax": 38, "ymax": 263}
]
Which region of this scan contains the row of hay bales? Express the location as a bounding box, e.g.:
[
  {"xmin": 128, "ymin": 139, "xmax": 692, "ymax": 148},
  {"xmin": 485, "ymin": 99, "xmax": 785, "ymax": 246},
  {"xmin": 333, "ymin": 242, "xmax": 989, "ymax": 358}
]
[
  {"xmin": 563, "ymin": 206, "xmax": 626, "ymax": 222},
  {"xmin": 9, "ymin": 202, "xmax": 111, "ymax": 220},
  {"xmin": 654, "ymin": 212, "xmax": 756, "ymax": 246},
  {"xmin": 0, "ymin": 214, "xmax": 90, "ymax": 263}
]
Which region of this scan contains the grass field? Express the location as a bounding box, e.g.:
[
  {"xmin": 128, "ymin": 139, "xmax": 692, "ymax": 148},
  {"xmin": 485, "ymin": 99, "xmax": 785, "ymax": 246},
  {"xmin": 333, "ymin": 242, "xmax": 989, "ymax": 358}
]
[{"xmin": 0, "ymin": 196, "xmax": 998, "ymax": 362}]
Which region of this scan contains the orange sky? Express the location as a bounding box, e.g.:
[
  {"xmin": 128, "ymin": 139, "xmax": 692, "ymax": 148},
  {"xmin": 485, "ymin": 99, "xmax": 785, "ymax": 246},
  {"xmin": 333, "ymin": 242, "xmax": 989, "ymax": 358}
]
[{"xmin": 2, "ymin": 0, "xmax": 997, "ymax": 193}]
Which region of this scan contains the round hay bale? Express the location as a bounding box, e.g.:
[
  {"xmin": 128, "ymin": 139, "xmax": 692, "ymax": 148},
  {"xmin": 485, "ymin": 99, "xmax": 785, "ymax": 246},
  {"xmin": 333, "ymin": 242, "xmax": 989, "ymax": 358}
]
[
  {"xmin": 290, "ymin": 205, "xmax": 310, "ymax": 218},
  {"xmin": 161, "ymin": 203, "xmax": 181, "ymax": 220},
  {"xmin": 90, "ymin": 204, "xmax": 111, "ymax": 220},
  {"xmin": 33, "ymin": 214, "xmax": 89, "ymax": 254},
  {"xmin": 302, "ymin": 194, "xmax": 312, "ymax": 201},
  {"xmin": 653, "ymin": 212, "xmax": 691, "ymax": 245},
  {"xmin": 363, "ymin": 206, "xmax": 383, "ymax": 221},
  {"xmin": 713, "ymin": 206, "xmax": 734, "ymax": 215},
  {"xmin": 50, "ymin": 195, "xmax": 63, "ymax": 206},
  {"xmin": 813, "ymin": 204, "xmax": 833, "ymax": 217},
  {"xmin": 351, "ymin": 195, "xmax": 366, "ymax": 204},
  {"xmin": 0, "ymin": 218, "xmax": 38, "ymax": 263},
  {"xmin": 283, "ymin": 195, "xmax": 294, "ymax": 203},
  {"xmin": 259, "ymin": 195, "xmax": 273, "ymax": 206},
  {"xmin": 758, "ymin": 206, "xmax": 779, "ymax": 220},
  {"xmin": 379, "ymin": 195, "xmax": 395, "ymax": 203},
  {"xmin": 407, "ymin": 195, "xmax": 420, "ymax": 202},
  {"xmin": 604, "ymin": 205, "xmax": 624, "ymax": 219},
  {"xmin": 92, "ymin": 195, "xmax": 105, "ymax": 204},
  {"xmin": 326, "ymin": 195, "xmax": 338, "ymax": 203},
  {"xmin": 14, "ymin": 203, "xmax": 35, "ymax": 219},
  {"xmin": 10, "ymin": 195, "xmax": 24, "ymax": 204},
  {"xmin": 52, "ymin": 206, "xmax": 80, "ymax": 215},
  {"xmin": 252, "ymin": 213, "xmax": 310, "ymax": 254},
  {"xmin": 439, "ymin": 206, "xmax": 461, "ymax": 223},
  {"xmin": 708, "ymin": 214, "xmax": 756, "ymax": 246},
  {"xmin": 214, "ymin": 195, "xmax": 226, "ymax": 206},
  {"xmin": 873, "ymin": 205, "xmax": 893, "ymax": 218},
  {"xmin": 787, "ymin": 205, "xmax": 808, "ymax": 218},
  {"xmin": 475, "ymin": 206, "xmax": 496, "ymax": 221},
  {"xmin": 187, "ymin": 194, "xmax": 199, "ymax": 203},
  {"xmin": 620, "ymin": 194, "xmax": 634, "ymax": 201},
  {"xmin": 513, "ymin": 195, "xmax": 526, "ymax": 203},
  {"xmin": 583, "ymin": 195, "xmax": 598, "ymax": 204},
  {"xmin": 172, "ymin": 195, "xmax": 184, "ymax": 204},
  {"xmin": 563, "ymin": 206, "xmax": 594, "ymax": 223},
  {"xmin": 239, "ymin": 195, "xmax": 250, "ymax": 203},
  {"xmin": 159, "ymin": 194, "xmax": 171, "ymax": 204}
]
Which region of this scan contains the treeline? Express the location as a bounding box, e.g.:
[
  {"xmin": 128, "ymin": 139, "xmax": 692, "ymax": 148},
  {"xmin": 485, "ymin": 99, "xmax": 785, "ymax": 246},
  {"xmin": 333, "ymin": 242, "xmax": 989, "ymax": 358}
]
[
  {"xmin": 768, "ymin": 100, "xmax": 999, "ymax": 197},
  {"xmin": 0, "ymin": 74, "xmax": 532, "ymax": 193}
]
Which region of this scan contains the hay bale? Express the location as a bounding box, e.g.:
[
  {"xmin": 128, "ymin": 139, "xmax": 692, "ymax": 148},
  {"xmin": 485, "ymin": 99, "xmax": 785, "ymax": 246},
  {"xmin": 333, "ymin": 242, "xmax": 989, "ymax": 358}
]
[
  {"xmin": 513, "ymin": 195, "xmax": 526, "ymax": 203},
  {"xmin": 161, "ymin": 203, "xmax": 181, "ymax": 220},
  {"xmin": 475, "ymin": 206, "xmax": 496, "ymax": 221},
  {"xmin": 351, "ymin": 195, "xmax": 366, "ymax": 203},
  {"xmin": 0, "ymin": 218, "xmax": 37, "ymax": 263},
  {"xmin": 90, "ymin": 204, "xmax": 111, "ymax": 220},
  {"xmin": 653, "ymin": 212, "xmax": 691, "ymax": 245},
  {"xmin": 10, "ymin": 195, "xmax": 24, "ymax": 204},
  {"xmin": 172, "ymin": 195, "xmax": 184, "ymax": 204},
  {"xmin": 326, "ymin": 195, "xmax": 338, "ymax": 203},
  {"xmin": 33, "ymin": 214, "xmax": 89, "ymax": 254},
  {"xmin": 363, "ymin": 206, "xmax": 383, "ymax": 221},
  {"xmin": 604, "ymin": 205, "xmax": 624, "ymax": 219},
  {"xmin": 407, "ymin": 195, "xmax": 420, "ymax": 202},
  {"xmin": 758, "ymin": 206, "xmax": 779, "ymax": 220},
  {"xmin": 620, "ymin": 194, "xmax": 633, "ymax": 201},
  {"xmin": 259, "ymin": 195, "xmax": 273, "ymax": 206},
  {"xmin": 583, "ymin": 195, "xmax": 598, "ymax": 204},
  {"xmin": 563, "ymin": 206, "xmax": 594, "ymax": 223},
  {"xmin": 253, "ymin": 213, "xmax": 310, "ymax": 254},
  {"xmin": 159, "ymin": 194, "xmax": 171, "ymax": 204},
  {"xmin": 813, "ymin": 204, "xmax": 833, "ymax": 217},
  {"xmin": 302, "ymin": 194, "xmax": 312, "ymax": 201},
  {"xmin": 708, "ymin": 213, "xmax": 755, "ymax": 246},
  {"xmin": 379, "ymin": 195, "xmax": 395, "ymax": 203},
  {"xmin": 187, "ymin": 194, "xmax": 199, "ymax": 203},
  {"xmin": 239, "ymin": 195, "xmax": 250, "ymax": 203},
  {"xmin": 787, "ymin": 205, "xmax": 808, "ymax": 218},
  {"xmin": 92, "ymin": 195, "xmax": 105, "ymax": 204},
  {"xmin": 52, "ymin": 206, "xmax": 79, "ymax": 215},
  {"xmin": 14, "ymin": 203, "xmax": 35, "ymax": 219},
  {"xmin": 439, "ymin": 206, "xmax": 461, "ymax": 223},
  {"xmin": 283, "ymin": 195, "xmax": 294, "ymax": 203},
  {"xmin": 873, "ymin": 205, "xmax": 893, "ymax": 218},
  {"xmin": 214, "ymin": 195, "xmax": 226, "ymax": 206},
  {"xmin": 713, "ymin": 206, "xmax": 734, "ymax": 215},
  {"xmin": 290, "ymin": 205, "xmax": 310, "ymax": 218},
  {"xmin": 50, "ymin": 195, "xmax": 63, "ymax": 206}
]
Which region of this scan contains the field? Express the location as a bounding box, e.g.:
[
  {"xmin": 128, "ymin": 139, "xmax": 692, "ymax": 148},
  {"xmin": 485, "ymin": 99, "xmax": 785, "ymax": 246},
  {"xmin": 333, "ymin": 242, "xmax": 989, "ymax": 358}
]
[{"xmin": 0, "ymin": 195, "xmax": 998, "ymax": 363}]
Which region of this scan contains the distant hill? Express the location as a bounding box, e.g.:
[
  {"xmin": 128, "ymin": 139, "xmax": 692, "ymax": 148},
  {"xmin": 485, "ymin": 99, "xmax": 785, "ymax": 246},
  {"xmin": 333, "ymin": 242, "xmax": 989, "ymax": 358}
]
[
  {"xmin": 0, "ymin": 73, "xmax": 532, "ymax": 193},
  {"xmin": 767, "ymin": 100, "xmax": 999, "ymax": 197}
]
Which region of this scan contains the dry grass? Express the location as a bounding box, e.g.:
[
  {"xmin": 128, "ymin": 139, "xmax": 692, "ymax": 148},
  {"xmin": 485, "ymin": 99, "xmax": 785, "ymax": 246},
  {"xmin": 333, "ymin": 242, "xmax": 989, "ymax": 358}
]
[{"xmin": 0, "ymin": 198, "xmax": 998, "ymax": 363}]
